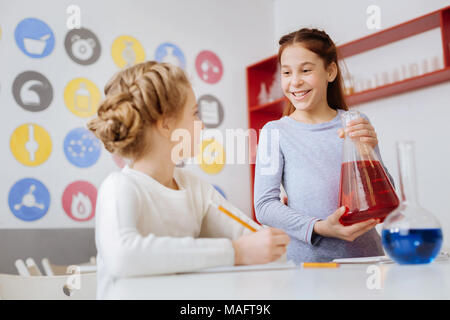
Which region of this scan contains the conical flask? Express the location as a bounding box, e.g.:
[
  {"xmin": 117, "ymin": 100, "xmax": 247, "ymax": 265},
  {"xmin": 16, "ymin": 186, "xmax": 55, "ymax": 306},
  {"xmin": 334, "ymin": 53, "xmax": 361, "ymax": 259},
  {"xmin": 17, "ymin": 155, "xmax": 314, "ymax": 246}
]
[
  {"xmin": 338, "ymin": 110, "xmax": 400, "ymax": 226},
  {"xmin": 381, "ymin": 141, "xmax": 443, "ymax": 264}
]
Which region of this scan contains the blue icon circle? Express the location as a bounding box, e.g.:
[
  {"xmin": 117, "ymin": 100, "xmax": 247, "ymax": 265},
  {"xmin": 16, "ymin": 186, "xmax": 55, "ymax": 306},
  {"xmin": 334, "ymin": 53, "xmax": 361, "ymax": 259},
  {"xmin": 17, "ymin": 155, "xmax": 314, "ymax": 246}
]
[
  {"xmin": 155, "ymin": 42, "xmax": 186, "ymax": 69},
  {"xmin": 8, "ymin": 178, "xmax": 51, "ymax": 221},
  {"xmin": 64, "ymin": 127, "xmax": 101, "ymax": 168},
  {"xmin": 213, "ymin": 184, "xmax": 227, "ymax": 199},
  {"xmin": 15, "ymin": 18, "xmax": 55, "ymax": 58}
]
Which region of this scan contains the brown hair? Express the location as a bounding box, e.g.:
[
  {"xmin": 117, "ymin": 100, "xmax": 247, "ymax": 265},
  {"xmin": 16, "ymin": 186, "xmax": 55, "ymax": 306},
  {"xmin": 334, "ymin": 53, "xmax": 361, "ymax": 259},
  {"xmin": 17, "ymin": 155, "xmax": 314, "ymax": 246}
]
[
  {"xmin": 278, "ymin": 28, "xmax": 348, "ymax": 116},
  {"xmin": 87, "ymin": 61, "xmax": 190, "ymax": 159}
]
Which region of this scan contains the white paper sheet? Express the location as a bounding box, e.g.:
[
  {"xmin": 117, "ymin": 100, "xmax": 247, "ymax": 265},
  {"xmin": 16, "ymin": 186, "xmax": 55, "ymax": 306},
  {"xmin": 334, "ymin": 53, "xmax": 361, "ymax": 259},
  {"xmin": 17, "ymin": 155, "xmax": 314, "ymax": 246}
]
[
  {"xmin": 333, "ymin": 251, "xmax": 449, "ymax": 264},
  {"xmin": 186, "ymin": 260, "xmax": 297, "ymax": 274}
]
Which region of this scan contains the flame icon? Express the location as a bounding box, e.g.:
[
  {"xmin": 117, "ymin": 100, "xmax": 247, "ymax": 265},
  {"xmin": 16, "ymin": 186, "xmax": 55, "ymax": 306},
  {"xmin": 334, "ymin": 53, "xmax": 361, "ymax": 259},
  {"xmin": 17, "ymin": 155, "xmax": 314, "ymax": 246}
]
[{"xmin": 70, "ymin": 192, "xmax": 92, "ymax": 219}]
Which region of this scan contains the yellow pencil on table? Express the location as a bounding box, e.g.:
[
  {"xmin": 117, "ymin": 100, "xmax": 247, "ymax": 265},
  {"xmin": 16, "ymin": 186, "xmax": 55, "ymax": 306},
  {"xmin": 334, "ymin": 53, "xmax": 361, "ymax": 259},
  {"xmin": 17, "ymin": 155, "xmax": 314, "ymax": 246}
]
[
  {"xmin": 211, "ymin": 201, "xmax": 257, "ymax": 232},
  {"xmin": 302, "ymin": 262, "xmax": 340, "ymax": 268}
]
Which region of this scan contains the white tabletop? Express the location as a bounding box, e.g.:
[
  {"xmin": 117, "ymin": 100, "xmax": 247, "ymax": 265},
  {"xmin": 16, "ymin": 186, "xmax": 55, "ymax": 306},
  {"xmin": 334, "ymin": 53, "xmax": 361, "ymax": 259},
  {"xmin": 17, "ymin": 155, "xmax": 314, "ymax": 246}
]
[{"xmin": 105, "ymin": 259, "xmax": 450, "ymax": 299}]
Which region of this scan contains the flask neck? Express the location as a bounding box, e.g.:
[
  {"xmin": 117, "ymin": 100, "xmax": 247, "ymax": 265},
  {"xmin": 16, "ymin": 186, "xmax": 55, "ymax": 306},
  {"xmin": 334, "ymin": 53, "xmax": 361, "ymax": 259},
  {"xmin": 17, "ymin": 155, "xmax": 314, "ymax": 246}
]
[{"xmin": 397, "ymin": 141, "xmax": 420, "ymax": 205}]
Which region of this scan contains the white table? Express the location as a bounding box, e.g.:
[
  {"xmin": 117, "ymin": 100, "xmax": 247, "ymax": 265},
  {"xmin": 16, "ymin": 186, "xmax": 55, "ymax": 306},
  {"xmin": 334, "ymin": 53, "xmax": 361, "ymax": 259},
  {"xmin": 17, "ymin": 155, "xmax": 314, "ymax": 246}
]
[{"xmin": 105, "ymin": 260, "xmax": 450, "ymax": 299}]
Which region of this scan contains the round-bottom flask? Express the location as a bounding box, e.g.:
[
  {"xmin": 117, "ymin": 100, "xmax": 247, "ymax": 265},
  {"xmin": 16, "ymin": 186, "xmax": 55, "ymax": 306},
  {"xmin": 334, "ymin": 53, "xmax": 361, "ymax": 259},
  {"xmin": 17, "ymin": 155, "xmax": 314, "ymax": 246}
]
[{"xmin": 382, "ymin": 141, "xmax": 443, "ymax": 264}]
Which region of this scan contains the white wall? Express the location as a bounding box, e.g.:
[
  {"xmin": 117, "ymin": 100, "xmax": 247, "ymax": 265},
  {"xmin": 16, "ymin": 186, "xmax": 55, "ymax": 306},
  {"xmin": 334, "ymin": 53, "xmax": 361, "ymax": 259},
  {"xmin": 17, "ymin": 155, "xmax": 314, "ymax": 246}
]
[
  {"xmin": 0, "ymin": 0, "xmax": 275, "ymax": 271},
  {"xmin": 0, "ymin": 0, "xmax": 275, "ymax": 228},
  {"xmin": 273, "ymin": 0, "xmax": 450, "ymax": 248}
]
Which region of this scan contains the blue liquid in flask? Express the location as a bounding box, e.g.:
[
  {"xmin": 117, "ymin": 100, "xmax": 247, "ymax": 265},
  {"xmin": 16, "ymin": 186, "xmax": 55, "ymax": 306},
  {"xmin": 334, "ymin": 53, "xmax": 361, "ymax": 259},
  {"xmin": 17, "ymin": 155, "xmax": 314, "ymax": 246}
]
[{"xmin": 382, "ymin": 228, "xmax": 443, "ymax": 264}]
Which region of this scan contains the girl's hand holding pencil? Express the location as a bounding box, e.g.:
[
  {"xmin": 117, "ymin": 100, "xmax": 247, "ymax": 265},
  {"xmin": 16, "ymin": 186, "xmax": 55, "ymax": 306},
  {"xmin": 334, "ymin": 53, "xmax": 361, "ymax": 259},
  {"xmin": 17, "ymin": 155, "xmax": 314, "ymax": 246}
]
[
  {"xmin": 232, "ymin": 227, "xmax": 290, "ymax": 265},
  {"xmin": 211, "ymin": 201, "xmax": 290, "ymax": 265}
]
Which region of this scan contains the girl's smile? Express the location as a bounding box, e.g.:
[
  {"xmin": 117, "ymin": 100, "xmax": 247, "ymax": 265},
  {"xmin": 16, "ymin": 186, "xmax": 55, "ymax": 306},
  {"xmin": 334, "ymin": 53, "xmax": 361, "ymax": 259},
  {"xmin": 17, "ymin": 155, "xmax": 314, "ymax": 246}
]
[{"xmin": 290, "ymin": 89, "xmax": 312, "ymax": 101}]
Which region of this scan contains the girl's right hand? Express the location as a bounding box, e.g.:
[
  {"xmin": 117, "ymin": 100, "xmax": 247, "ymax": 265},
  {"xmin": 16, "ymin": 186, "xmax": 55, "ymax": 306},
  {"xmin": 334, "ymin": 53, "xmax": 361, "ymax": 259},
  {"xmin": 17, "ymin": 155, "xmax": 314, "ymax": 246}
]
[
  {"xmin": 313, "ymin": 206, "xmax": 379, "ymax": 242},
  {"xmin": 232, "ymin": 227, "xmax": 290, "ymax": 265}
]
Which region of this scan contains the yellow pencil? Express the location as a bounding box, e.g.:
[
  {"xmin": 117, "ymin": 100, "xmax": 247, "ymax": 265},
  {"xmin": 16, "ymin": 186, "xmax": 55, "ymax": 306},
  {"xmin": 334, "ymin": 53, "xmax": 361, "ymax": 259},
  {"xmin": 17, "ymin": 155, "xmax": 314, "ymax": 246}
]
[
  {"xmin": 302, "ymin": 262, "xmax": 340, "ymax": 268},
  {"xmin": 213, "ymin": 203, "xmax": 257, "ymax": 232}
]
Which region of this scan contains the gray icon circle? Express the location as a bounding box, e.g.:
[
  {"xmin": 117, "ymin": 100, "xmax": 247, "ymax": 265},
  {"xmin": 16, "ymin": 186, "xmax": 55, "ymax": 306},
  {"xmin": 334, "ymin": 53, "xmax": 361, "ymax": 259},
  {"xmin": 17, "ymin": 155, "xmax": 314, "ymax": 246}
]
[
  {"xmin": 64, "ymin": 28, "xmax": 101, "ymax": 65},
  {"xmin": 197, "ymin": 94, "xmax": 224, "ymax": 128},
  {"xmin": 12, "ymin": 71, "xmax": 53, "ymax": 112}
]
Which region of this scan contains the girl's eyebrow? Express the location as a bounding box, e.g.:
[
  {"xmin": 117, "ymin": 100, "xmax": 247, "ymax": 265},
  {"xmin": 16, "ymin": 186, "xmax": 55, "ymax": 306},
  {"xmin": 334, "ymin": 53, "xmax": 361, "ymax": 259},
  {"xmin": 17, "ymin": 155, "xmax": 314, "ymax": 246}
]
[{"xmin": 281, "ymin": 61, "xmax": 315, "ymax": 68}]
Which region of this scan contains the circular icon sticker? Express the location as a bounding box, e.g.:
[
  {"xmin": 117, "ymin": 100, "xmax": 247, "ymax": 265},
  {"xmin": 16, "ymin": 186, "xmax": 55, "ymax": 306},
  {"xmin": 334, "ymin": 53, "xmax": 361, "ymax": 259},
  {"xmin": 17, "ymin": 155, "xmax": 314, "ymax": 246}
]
[
  {"xmin": 111, "ymin": 35, "xmax": 145, "ymax": 68},
  {"xmin": 62, "ymin": 181, "xmax": 97, "ymax": 222},
  {"xmin": 64, "ymin": 78, "xmax": 101, "ymax": 118},
  {"xmin": 64, "ymin": 127, "xmax": 101, "ymax": 168},
  {"xmin": 15, "ymin": 18, "xmax": 55, "ymax": 58},
  {"xmin": 155, "ymin": 42, "xmax": 186, "ymax": 69},
  {"xmin": 213, "ymin": 184, "xmax": 227, "ymax": 199},
  {"xmin": 65, "ymin": 28, "xmax": 101, "ymax": 65},
  {"xmin": 8, "ymin": 178, "xmax": 50, "ymax": 222},
  {"xmin": 197, "ymin": 139, "xmax": 225, "ymax": 175},
  {"xmin": 198, "ymin": 94, "xmax": 224, "ymax": 128},
  {"xmin": 12, "ymin": 71, "xmax": 53, "ymax": 112},
  {"xmin": 10, "ymin": 123, "xmax": 52, "ymax": 167},
  {"xmin": 195, "ymin": 50, "xmax": 223, "ymax": 84}
]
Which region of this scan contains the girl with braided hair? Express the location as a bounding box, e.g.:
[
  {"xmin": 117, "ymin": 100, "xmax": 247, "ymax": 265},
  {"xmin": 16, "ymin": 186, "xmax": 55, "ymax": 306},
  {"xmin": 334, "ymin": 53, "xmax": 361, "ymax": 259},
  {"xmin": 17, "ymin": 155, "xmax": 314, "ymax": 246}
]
[
  {"xmin": 254, "ymin": 28, "xmax": 395, "ymax": 263},
  {"xmin": 88, "ymin": 61, "xmax": 290, "ymax": 299}
]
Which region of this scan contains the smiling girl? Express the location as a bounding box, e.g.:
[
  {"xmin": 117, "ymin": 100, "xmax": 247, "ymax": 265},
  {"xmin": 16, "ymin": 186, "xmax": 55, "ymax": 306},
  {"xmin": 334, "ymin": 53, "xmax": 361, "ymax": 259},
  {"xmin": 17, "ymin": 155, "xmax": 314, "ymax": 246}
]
[{"xmin": 254, "ymin": 28, "xmax": 395, "ymax": 263}]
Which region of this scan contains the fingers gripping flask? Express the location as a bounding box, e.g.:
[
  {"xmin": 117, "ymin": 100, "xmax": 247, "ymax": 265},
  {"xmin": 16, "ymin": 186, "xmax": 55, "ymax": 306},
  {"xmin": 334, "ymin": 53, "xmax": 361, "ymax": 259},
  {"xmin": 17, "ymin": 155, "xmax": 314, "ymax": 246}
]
[
  {"xmin": 381, "ymin": 141, "xmax": 443, "ymax": 264},
  {"xmin": 338, "ymin": 110, "xmax": 400, "ymax": 226}
]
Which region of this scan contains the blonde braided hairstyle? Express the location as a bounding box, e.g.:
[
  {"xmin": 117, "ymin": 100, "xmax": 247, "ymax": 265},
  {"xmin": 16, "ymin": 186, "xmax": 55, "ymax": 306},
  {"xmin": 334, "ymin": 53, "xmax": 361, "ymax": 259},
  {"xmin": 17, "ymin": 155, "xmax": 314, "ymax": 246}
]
[{"xmin": 87, "ymin": 61, "xmax": 190, "ymax": 159}]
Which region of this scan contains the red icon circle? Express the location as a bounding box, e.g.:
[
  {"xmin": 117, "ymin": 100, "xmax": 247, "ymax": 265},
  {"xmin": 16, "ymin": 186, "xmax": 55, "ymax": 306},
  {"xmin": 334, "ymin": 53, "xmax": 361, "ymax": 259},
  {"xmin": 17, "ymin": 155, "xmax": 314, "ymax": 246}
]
[
  {"xmin": 62, "ymin": 181, "xmax": 97, "ymax": 222},
  {"xmin": 195, "ymin": 50, "xmax": 223, "ymax": 84}
]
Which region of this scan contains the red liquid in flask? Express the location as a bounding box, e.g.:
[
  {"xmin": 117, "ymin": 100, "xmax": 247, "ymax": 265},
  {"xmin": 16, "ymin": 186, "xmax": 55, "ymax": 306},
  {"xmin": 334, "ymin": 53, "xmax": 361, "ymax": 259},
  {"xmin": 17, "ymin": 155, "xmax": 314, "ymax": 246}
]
[{"xmin": 338, "ymin": 160, "xmax": 399, "ymax": 226}]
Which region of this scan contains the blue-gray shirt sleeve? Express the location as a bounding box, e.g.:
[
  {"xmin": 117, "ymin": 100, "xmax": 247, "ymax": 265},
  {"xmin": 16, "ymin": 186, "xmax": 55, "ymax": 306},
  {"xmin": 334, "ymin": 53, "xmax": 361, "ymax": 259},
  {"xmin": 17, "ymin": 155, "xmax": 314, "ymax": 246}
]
[{"xmin": 253, "ymin": 123, "xmax": 321, "ymax": 246}]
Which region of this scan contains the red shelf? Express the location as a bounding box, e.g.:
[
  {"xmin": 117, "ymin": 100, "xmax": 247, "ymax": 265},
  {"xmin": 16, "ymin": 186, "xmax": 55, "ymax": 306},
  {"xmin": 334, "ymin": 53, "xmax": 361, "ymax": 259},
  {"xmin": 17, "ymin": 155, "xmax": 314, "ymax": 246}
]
[
  {"xmin": 338, "ymin": 9, "xmax": 442, "ymax": 58},
  {"xmin": 249, "ymin": 97, "xmax": 287, "ymax": 112},
  {"xmin": 246, "ymin": 5, "xmax": 450, "ymax": 220},
  {"xmin": 346, "ymin": 67, "xmax": 450, "ymax": 105}
]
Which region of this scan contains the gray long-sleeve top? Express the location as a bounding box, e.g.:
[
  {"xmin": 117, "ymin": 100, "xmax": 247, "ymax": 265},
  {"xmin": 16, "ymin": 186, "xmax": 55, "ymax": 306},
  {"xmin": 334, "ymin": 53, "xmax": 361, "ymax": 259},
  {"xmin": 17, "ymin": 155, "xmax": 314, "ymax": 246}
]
[{"xmin": 254, "ymin": 109, "xmax": 394, "ymax": 264}]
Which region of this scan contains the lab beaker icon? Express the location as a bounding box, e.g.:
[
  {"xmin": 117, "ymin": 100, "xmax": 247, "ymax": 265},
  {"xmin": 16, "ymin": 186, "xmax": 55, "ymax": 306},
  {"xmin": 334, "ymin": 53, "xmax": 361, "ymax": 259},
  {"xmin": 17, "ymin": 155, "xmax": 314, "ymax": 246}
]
[
  {"xmin": 338, "ymin": 110, "xmax": 400, "ymax": 226},
  {"xmin": 381, "ymin": 141, "xmax": 443, "ymax": 264},
  {"xmin": 122, "ymin": 41, "xmax": 136, "ymax": 67},
  {"xmin": 162, "ymin": 46, "xmax": 180, "ymax": 67},
  {"xmin": 74, "ymin": 83, "xmax": 91, "ymax": 111}
]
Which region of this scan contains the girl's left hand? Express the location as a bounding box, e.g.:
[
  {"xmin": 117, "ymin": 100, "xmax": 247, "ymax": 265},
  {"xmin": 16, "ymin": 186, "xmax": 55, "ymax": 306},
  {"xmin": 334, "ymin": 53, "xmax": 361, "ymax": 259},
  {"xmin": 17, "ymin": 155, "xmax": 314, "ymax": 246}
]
[{"xmin": 337, "ymin": 117, "xmax": 378, "ymax": 149}]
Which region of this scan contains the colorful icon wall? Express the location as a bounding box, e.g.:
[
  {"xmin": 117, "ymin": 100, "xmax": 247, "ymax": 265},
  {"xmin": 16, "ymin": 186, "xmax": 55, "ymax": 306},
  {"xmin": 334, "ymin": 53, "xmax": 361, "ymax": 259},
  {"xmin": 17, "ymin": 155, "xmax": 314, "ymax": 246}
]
[
  {"xmin": 6, "ymin": 16, "xmax": 229, "ymax": 225},
  {"xmin": 9, "ymin": 17, "xmax": 105, "ymax": 224}
]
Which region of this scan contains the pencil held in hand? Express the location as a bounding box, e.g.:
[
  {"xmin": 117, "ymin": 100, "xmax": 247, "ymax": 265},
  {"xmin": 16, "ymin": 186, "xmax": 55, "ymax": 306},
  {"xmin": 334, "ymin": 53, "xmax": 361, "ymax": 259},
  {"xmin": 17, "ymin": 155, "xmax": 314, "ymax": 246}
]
[{"xmin": 211, "ymin": 202, "xmax": 257, "ymax": 232}]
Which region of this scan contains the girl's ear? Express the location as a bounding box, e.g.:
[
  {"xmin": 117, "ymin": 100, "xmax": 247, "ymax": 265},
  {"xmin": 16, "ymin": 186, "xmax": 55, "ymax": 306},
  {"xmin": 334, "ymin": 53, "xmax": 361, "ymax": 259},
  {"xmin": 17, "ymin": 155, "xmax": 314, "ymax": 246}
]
[
  {"xmin": 155, "ymin": 117, "xmax": 174, "ymax": 139},
  {"xmin": 327, "ymin": 61, "xmax": 338, "ymax": 83}
]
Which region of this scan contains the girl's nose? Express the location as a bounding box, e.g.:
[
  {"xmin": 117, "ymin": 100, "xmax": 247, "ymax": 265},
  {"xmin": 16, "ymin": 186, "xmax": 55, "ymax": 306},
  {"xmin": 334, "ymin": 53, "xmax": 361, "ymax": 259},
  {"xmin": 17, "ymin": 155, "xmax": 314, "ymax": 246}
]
[{"xmin": 291, "ymin": 74, "xmax": 304, "ymax": 87}]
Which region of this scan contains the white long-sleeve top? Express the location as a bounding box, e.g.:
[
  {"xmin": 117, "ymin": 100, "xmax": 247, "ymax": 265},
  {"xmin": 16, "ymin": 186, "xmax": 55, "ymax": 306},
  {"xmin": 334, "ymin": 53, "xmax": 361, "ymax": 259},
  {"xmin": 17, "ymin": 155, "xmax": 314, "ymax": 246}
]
[{"xmin": 95, "ymin": 165, "xmax": 261, "ymax": 299}]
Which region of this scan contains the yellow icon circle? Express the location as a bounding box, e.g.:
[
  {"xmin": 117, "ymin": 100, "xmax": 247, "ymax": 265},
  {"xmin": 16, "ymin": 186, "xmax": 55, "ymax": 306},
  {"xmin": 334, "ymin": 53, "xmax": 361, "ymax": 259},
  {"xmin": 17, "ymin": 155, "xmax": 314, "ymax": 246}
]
[
  {"xmin": 197, "ymin": 139, "xmax": 225, "ymax": 175},
  {"xmin": 64, "ymin": 78, "xmax": 101, "ymax": 118},
  {"xmin": 10, "ymin": 123, "xmax": 52, "ymax": 167},
  {"xmin": 111, "ymin": 35, "xmax": 146, "ymax": 68}
]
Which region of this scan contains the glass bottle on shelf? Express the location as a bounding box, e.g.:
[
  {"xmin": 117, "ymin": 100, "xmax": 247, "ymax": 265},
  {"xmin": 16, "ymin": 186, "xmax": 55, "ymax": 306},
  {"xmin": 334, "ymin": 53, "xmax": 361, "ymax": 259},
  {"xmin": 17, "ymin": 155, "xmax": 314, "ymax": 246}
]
[
  {"xmin": 258, "ymin": 82, "xmax": 268, "ymax": 105},
  {"xmin": 343, "ymin": 71, "xmax": 354, "ymax": 95},
  {"xmin": 381, "ymin": 141, "xmax": 443, "ymax": 264}
]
